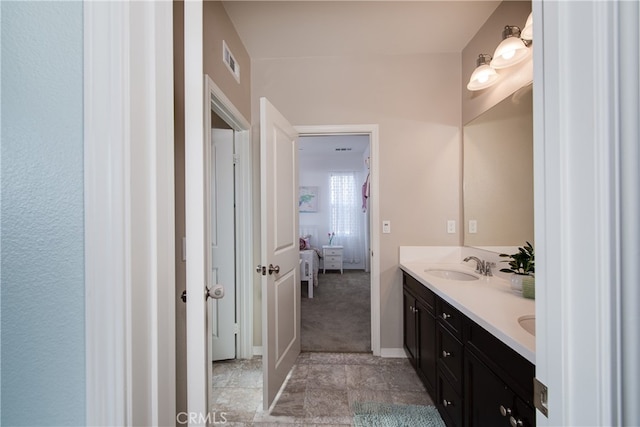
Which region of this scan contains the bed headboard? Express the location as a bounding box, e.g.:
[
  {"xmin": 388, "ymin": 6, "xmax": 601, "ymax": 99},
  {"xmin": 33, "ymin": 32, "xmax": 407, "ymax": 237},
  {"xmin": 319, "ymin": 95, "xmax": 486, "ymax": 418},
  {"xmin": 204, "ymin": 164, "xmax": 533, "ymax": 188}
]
[{"xmin": 299, "ymin": 226, "xmax": 318, "ymax": 248}]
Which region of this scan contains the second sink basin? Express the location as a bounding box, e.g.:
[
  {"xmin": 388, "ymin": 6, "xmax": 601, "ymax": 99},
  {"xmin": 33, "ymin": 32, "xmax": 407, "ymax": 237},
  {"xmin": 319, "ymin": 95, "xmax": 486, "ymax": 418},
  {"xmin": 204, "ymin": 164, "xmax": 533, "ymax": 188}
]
[
  {"xmin": 424, "ymin": 269, "xmax": 479, "ymax": 281},
  {"xmin": 518, "ymin": 315, "xmax": 536, "ymax": 336}
]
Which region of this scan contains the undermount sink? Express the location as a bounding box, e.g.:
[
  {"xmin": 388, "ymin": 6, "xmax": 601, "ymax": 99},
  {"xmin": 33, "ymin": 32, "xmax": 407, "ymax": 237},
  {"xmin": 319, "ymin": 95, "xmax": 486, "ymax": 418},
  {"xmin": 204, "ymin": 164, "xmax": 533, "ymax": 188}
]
[
  {"xmin": 424, "ymin": 269, "xmax": 479, "ymax": 281},
  {"xmin": 518, "ymin": 315, "xmax": 536, "ymax": 336}
]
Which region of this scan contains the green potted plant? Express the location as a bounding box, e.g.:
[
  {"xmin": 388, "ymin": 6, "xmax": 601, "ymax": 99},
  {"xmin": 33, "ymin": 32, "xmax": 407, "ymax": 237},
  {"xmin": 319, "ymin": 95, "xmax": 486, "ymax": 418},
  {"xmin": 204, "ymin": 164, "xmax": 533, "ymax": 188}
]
[{"xmin": 499, "ymin": 242, "xmax": 535, "ymax": 298}]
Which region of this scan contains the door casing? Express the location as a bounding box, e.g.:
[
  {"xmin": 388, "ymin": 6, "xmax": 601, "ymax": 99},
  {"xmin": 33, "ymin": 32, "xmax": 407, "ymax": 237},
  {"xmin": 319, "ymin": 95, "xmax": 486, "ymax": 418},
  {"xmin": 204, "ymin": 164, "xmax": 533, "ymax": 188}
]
[{"xmin": 296, "ymin": 125, "xmax": 381, "ymax": 356}]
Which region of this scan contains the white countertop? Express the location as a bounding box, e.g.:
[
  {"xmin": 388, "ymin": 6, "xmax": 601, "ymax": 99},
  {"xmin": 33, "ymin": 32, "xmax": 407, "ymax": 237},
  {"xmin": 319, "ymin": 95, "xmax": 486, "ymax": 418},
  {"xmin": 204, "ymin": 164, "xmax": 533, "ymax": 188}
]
[{"xmin": 400, "ymin": 260, "xmax": 536, "ymax": 364}]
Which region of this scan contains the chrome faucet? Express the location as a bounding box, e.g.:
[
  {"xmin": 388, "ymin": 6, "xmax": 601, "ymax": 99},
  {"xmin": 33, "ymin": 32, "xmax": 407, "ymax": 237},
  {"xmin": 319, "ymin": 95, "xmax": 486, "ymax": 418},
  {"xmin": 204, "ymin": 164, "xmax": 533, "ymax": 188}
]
[{"xmin": 463, "ymin": 256, "xmax": 495, "ymax": 276}]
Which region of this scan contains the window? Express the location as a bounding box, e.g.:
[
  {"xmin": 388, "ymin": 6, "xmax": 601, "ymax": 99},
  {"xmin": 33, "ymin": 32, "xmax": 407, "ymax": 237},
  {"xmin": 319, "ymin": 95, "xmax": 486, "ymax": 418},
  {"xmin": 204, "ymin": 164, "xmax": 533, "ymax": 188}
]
[{"xmin": 329, "ymin": 172, "xmax": 364, "ymax": 264}]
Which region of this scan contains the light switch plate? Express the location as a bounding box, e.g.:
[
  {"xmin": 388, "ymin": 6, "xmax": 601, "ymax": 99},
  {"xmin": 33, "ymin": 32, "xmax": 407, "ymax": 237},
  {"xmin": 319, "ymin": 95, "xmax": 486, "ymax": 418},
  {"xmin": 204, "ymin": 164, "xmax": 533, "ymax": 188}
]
[
  {"xmin": 447, "ymin": 220, "xmax": 456, "ymax": 234},
  {"xmin": 469, "ymin": 220, "xmax": 478, "ymax": 234},
  {"xmin": 382, "ymin": 220, "xmax": 391, "ymax": 234}
]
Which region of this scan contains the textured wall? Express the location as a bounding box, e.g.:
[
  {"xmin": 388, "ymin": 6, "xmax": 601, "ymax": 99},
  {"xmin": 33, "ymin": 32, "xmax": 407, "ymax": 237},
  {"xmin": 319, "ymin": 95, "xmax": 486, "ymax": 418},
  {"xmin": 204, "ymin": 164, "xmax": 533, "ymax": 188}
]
[{"xmin": 1, "ymin": 2, "xmax": 85, "ymax": 425}]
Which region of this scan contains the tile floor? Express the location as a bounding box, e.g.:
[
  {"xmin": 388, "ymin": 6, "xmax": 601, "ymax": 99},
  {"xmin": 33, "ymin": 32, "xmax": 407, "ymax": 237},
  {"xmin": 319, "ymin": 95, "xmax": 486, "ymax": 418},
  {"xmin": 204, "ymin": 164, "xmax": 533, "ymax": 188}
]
[{"xmin": 211, "ymin": 352, "xmax": 434, "ymax": 426}]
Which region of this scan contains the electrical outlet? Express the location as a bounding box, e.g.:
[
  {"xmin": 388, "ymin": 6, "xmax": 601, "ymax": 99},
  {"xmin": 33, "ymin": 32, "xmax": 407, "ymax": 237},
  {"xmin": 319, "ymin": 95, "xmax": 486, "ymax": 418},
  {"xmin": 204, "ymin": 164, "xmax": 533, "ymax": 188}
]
[
  {"xmin": 382, "ymin": 220, "xmax": 391, "ymax": 234},
  {"xmin": 447, "ymin": 220, "xmax": 456, "ymax": 234},
  {"xmin": 469, "ymin": 220, "xmax": 478, "ymax": 234}
]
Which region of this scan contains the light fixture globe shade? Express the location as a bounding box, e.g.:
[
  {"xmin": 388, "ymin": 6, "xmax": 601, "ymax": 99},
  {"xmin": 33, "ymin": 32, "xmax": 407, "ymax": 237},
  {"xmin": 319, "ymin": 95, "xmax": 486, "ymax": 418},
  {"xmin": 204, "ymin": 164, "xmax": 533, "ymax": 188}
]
[
  {"xmin": 490, "ymin": 37, "xmax": 531, "ymax": 69},
  {"xmin": 467, "ymin": 64, "xmax": 499, "ymax": 91},
  {"xmin": 521, "ymin": 13, "xmax": 533, "ymax": 40}
]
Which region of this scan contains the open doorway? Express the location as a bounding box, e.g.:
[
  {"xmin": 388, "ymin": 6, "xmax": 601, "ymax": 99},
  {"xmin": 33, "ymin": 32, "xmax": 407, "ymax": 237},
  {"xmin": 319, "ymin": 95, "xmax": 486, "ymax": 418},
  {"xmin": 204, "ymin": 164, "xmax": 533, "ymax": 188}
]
[{"xmin": 298, "ymin": 134, "xmax": 373, "ymax": 353}]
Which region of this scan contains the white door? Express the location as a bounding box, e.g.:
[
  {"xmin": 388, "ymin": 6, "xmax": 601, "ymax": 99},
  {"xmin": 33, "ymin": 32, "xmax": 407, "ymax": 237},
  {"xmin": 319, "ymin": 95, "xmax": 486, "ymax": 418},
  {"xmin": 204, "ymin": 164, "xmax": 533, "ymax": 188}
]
[
  {"xmin": 208, "ymin": 128, "xmax": 236, "ymax": 361},
  {"xmin": 259, "ymin": 97, "xmax": 300, "ymax": 410}
]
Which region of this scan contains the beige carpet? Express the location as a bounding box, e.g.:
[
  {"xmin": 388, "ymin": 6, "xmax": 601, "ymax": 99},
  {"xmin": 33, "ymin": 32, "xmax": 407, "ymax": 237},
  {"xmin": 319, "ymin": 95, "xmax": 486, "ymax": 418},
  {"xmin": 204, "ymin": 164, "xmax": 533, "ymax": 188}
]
[{"xmin": 301, "ymin": 270, "xmax": 371, "ymax": 352}]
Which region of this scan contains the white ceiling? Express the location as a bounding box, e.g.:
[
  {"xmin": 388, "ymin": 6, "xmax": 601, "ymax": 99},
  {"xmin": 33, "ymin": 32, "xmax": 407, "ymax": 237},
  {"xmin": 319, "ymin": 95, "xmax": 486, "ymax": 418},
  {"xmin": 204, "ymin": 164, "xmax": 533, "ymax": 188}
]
[{"xmin": 222, "ymin": 1, "xmax": 501, "ymax": 59}]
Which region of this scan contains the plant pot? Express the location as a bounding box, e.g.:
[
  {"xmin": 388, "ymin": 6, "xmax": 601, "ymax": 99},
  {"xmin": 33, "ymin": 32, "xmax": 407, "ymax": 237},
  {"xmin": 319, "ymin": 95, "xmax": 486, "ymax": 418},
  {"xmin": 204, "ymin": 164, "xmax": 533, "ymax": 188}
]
[
  {"xmin": 522, "ymin": 276, "xmax": 535, "ymax": 299},
  {"xmin": 510, "ymin": 274, "xmax": 526, "ymax": 293}
]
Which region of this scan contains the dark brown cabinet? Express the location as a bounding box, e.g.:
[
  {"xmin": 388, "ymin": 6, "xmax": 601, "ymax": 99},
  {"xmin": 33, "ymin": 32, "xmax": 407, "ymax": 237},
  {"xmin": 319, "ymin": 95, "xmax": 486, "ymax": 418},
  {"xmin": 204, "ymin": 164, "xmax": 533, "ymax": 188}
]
[
  {"xmin": 403, "ymin": 273, "xmax": 437, "ymax": 396},
  {"xmin": 402, "ymin": 271, "xmax": 536, "ymax": 427}
]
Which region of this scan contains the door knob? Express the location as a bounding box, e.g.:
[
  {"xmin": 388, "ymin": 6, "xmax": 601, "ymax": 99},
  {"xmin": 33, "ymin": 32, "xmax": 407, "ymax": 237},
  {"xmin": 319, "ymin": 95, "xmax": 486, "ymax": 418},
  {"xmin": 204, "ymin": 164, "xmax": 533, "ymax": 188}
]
[
  {"xmin": 206, "ymin": 284, "xmax": 225, "ymax": 300},
  {"xmin": 268, "ymin": 264, "xmax": 280, "ymax": 275},
  {"xmin": 256, "ymin": 265, "xmax": 266, "ymax": 275}
]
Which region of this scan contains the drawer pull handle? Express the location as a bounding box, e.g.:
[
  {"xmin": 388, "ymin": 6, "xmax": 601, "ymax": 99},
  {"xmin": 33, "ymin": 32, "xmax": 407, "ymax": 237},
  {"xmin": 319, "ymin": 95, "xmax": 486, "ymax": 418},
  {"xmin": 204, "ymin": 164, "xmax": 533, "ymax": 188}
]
[
  {"xmin": 442, "ymin": 399, "xmax": 453, "ymax": 407},
  {"xmin": 442, "ymin": 350, "xmax": 451, "ymax": 358},
  {"xmin": 509, "ymin": 416, "xmax": 523, "ymax": 427},
  {"xmin": 500, "ymin": 405, "xmax": 512, "ymax": 417},
  {"xmin": 441, "ymin": 312, "xmax": 451, "ymax": 320}
]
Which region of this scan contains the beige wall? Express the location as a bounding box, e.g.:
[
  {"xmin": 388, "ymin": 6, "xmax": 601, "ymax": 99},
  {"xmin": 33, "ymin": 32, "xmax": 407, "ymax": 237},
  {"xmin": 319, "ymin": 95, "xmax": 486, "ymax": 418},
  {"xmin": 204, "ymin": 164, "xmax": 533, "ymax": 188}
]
[
  {"xmin": 203, "ymin": 1, "xmax": 251, "ymax": 121},
  {"xmin": 251, "ymin": 54, "xmax": 462, "ymax": 350},
  {"xmin": 462, "ymin": 1, "xmax": 532, "ymax": 124}
]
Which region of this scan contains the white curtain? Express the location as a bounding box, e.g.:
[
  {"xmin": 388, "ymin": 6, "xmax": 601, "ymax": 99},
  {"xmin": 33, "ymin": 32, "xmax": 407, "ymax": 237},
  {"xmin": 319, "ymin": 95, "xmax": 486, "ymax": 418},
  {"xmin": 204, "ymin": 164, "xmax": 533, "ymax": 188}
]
[{"xmin": 329, "ymin": 172, "xmax": 365, "ymax": 265}]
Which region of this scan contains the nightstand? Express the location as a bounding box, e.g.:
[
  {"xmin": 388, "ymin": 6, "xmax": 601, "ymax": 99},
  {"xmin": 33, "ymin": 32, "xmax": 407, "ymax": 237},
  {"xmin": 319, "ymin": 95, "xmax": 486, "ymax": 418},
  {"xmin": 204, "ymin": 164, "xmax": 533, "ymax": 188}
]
[{"xmin": 322, "ymin": 245, "xmax": 344, "ymax": 274}]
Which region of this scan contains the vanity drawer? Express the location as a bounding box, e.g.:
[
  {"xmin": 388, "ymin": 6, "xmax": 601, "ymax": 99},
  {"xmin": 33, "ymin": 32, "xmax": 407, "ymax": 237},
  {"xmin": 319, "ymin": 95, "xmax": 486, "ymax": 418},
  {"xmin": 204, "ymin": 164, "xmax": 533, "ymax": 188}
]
[
  {"xmin": 403, "ymin": 273, "xmax": 435, "ymax": 312},
  {"xmin": 437, "ymin": 299, "xmax": 464, "ymax": 340},
  {"xmin": 437, "ymin": 372, "xmax": 463, "ymax": 427},
  {"xmin": 437, "ymin": 326, "xmax": 463, "ymax": 393},
  {"xmin": 465, "ymin": 320, "xmax": 535, "ymax": 405},
  {"xmin": 324, "ymin": 248, "xmax": 342, "ymax": 256}
]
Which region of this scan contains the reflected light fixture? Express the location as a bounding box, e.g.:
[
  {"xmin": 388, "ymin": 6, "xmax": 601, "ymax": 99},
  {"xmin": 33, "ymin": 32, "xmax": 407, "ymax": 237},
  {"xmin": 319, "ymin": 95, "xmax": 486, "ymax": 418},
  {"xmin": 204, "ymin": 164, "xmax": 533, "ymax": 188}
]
[
  {"xmin": 490, "ymin": 25, "xmax": 531, "ymax": 69},
  {"xmin": 521, "ymin": 12, "xmax": 533, "ymax": 41},
  {"xmin": 467, "ymin": 54, "xmax": 500, "ymax": 91}
]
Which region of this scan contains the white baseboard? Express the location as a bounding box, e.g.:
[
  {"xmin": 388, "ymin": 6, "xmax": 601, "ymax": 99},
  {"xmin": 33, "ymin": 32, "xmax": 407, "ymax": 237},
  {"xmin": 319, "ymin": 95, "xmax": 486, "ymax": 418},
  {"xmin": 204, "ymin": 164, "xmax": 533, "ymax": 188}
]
[
  {"xmin": 253, "ymin": 346, "xmax": 263, "ymax": 356},
  {"xmin": 380, "ymin": 348, "xmax": 407, "ymax": 358}
]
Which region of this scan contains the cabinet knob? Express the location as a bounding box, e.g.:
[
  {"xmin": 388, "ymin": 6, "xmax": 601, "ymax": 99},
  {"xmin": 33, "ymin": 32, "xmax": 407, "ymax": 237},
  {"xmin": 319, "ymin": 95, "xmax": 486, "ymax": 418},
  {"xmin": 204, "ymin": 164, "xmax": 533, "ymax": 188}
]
[
  {"xmin": 442, "ymin": 350, "xmax": 451, "ymax": 358},
  {"xmin": 442, "ymin": 399, "xmax": 454, "ymax": 407},
  {"xmin": 499, "ymin": 405, "xmax": 512, "ymax": 417},
  {"xmin": 509, "ymin": 416, "xmax": 524, "ymax": 427},
  {"xmin": 441, "ymin": 312, "xmax": 451, "ymax": 320}
]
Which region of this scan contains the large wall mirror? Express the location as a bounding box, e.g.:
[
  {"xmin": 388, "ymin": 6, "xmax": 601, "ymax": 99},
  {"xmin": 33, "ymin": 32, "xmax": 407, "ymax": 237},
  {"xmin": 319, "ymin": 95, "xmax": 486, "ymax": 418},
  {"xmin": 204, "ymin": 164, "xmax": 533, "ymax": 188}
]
[{"xmin": 463, "ymin": 85, "xmax": 533, "ymax": 251}]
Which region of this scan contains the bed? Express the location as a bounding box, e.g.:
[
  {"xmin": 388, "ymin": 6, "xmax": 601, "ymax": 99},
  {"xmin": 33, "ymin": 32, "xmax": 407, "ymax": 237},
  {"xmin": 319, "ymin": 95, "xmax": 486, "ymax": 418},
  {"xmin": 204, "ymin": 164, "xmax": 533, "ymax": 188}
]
[
  {"xmin": 299, "ymin": 230, "xmax": 321, "ymax": 298},
  {"xmin": 300, "ymin": 249, "xmax": 320, "ymax": 298}
]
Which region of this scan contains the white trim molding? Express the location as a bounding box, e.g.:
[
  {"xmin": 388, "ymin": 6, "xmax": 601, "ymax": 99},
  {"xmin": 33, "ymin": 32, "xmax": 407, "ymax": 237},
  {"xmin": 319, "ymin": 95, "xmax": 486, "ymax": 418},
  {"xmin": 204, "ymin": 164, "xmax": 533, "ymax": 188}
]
[
  {"xmin": 184, "ymin": 1, "xmax": 208, "ymax": 425},
  {"xmin": 84, "ymin": 1, "xmax": 176, "ymax": 425},
  {"xmin": 295, "ymin": 124, "xmax": 381, "ymax": 356},
  {"xmin": 380, "ymin": 348, "xmax": 407, "ymax": 358},
  {"xmin": 204, "ymin": 75, "xmax": 253, "ymax": 361},
  {"xmin": 534, "ymin": 0, "xmax": 639, "ymax": 425}
]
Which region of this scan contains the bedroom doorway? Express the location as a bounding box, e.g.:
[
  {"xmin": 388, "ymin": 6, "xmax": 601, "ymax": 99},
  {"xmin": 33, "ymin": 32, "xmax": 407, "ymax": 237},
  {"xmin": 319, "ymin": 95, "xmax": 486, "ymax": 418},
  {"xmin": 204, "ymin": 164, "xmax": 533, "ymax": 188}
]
[{"xmin": 297, "ymin": 132, "xmax": 375, "ymax": 353}]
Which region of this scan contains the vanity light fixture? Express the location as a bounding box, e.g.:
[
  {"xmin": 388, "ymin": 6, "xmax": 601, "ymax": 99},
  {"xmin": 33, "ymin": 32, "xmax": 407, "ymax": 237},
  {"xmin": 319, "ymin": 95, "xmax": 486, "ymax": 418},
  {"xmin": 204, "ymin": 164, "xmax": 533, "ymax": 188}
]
[
  {"xmin": 467, "ymin": 54, "xmax": 500, "ymax": 91},
  {"xmin": 521, "ymin": 13, "xmax": 533, "ymax": 41},
  {"xmin": 490, "ymin": 25, "xmax": 531, "ymax": 69}
]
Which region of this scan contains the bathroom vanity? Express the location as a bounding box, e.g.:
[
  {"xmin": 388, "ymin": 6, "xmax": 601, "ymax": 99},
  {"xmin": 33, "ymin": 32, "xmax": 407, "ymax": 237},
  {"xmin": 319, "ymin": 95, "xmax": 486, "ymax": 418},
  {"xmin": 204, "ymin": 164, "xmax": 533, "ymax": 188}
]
[{"xmin": 401, "ymin": 256, "xmax": 536, "ymax": 427}]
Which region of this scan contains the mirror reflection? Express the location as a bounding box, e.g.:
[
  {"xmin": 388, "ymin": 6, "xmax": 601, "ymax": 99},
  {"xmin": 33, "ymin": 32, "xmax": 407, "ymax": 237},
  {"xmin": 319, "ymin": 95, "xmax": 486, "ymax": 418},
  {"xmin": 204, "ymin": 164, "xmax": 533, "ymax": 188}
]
[{"xmin": 463, "ymin": 85, "xmax": 533, "ymax": 250}]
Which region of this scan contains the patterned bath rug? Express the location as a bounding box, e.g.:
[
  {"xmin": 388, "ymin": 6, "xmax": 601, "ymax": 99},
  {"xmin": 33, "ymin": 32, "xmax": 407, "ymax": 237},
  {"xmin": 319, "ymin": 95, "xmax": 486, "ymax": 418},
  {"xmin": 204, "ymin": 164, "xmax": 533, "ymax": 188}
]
[{"xmin": 352, "ymin": 401, "xmax": 445, "ymax": 427}]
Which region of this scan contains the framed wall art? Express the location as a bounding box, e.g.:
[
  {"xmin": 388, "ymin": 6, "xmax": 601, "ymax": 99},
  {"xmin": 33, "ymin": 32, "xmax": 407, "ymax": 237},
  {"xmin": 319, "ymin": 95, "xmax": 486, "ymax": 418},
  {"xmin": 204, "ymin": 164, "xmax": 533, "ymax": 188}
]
[{"xmin": 299, "ymin": 186, "xmax": 318, "ymax": 212}]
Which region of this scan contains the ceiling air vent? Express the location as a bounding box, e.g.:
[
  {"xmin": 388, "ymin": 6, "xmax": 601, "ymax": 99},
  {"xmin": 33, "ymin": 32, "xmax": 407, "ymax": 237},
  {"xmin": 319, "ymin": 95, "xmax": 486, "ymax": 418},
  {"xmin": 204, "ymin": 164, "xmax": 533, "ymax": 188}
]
[{"xmin": 222, "ymin": 41, "xmax": 240, "ymax": 83}]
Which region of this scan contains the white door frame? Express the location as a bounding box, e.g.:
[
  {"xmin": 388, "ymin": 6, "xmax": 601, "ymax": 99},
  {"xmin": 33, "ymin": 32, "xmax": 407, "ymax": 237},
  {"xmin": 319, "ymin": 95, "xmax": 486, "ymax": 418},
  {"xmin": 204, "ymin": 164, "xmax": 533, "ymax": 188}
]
[
  {"xmin": 295, "ymin": 124, "xmax": 381, "ymax": 356},
  {"xmin": 204, "ymin": 75, "xmax": 254, "ymax": 360},
  {"xmin": 84, "ymin": 1, "xmax": 176, "ymax": 425},
  {"xmin": 534, "ymin": 0, "xmax": 639, "ymax": 425}
]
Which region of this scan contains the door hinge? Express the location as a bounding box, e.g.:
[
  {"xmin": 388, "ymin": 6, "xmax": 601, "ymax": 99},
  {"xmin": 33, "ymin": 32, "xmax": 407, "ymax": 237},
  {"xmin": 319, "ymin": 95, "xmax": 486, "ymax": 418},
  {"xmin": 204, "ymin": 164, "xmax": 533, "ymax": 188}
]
[
  {"xmin": 233, "ymin": 323, "xmax": 239, "ymax": 334},
  {"xmin": 533, "ymin": 377, "xmax": 549, "ymax": 417},
  {"xmin": 233, "ymin": 154, "xmax": 240, "ymax": 165}
]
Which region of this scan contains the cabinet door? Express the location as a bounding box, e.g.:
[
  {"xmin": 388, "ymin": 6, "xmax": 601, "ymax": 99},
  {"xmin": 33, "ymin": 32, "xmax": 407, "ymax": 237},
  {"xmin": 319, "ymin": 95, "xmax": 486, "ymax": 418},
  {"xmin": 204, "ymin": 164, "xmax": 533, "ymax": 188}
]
[
  {"xmin": 403, "ymin": 289, "xmax": 417, "ymax": 366},
  {"xmin": 416, "ymin": 298, "xmax": 436, "ymax": 394},
  {"xmin": 465, "ymin": 349, "xmax": 513, "ymax": 427}
]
